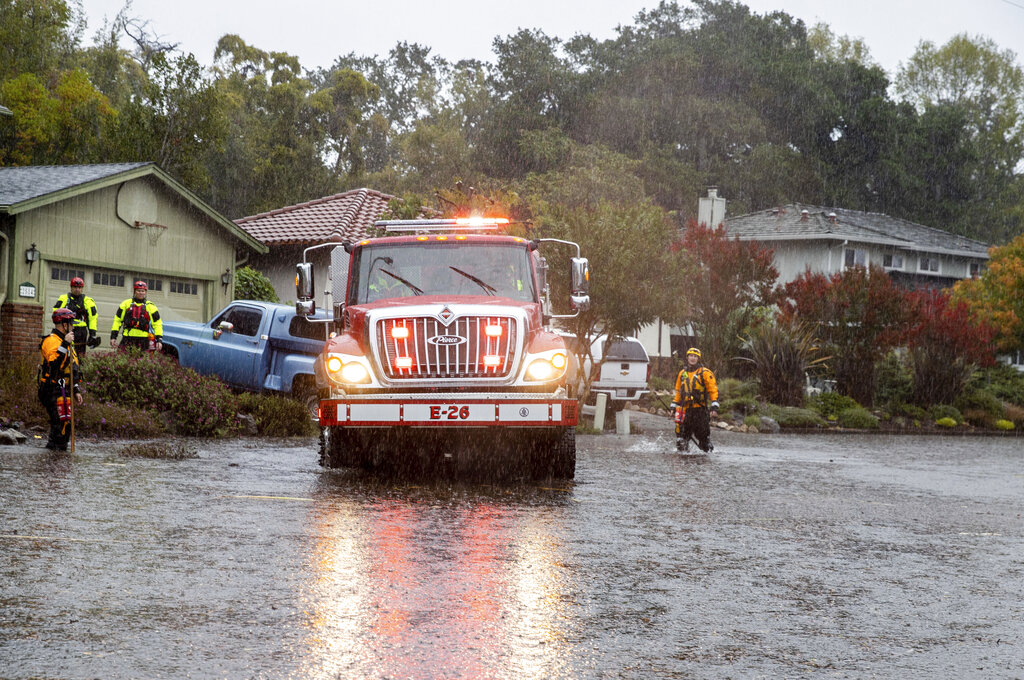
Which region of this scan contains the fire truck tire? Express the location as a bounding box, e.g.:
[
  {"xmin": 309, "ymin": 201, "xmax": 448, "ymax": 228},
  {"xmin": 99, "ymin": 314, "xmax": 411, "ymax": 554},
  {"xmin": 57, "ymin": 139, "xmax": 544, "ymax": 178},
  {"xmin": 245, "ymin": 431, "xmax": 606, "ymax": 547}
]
[
  {"xmin": 319, "ymin": 426, "xmax": 368, "ymax": 469},
  {"xmin": 541, "ymin": 427, "xmax": 576, "ymax": 479}
]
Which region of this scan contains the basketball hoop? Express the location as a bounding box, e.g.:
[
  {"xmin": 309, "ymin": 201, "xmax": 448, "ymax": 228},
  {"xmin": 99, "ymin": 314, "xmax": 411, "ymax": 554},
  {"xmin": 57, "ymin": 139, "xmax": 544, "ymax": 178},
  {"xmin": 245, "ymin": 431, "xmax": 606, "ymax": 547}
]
[{"xmin": 135, "ymin": 220, "xmax": 168, "ymax": 246}]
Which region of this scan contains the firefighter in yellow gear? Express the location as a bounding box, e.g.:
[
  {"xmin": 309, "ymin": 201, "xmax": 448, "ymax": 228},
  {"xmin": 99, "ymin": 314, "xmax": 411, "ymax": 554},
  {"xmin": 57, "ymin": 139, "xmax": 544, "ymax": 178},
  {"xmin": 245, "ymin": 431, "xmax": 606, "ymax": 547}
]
[
  {"xmin": 39, "ymin": 308, "xmax": 83, "ymax": 451},
  {"xmin": 671, "ymin": 347, "xmax": 719, "ymax": 453},
  {"xmin": 52, "ymin": 276, "xmax": 100, "ymax": 357},
  {"xmin": 111, "ymin": 280, "xmax": 163, "ymax": 352}
]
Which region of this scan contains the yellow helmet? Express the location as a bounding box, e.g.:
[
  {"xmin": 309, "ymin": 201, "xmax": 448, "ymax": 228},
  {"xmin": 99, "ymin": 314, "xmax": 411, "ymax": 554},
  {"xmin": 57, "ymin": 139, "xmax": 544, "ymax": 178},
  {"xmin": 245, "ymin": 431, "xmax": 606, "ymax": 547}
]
[{"xmin": 686, "ymin": 347, "xmax": 701, "ymax": 358}]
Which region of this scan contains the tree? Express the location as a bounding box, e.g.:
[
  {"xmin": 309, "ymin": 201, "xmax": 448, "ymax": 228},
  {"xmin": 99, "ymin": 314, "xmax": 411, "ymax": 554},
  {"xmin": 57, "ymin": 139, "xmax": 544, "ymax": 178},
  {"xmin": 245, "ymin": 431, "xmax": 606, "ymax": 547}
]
[
  {"xmin": 0, "ymin": 69, "xmax": 115, "ymax": 165},
  {"xmin": 778, "ymin": 266, "xmax": 911, "ymax": 406},
  {"xmin": 952, "ymin": 233, "xmax": 1024, "ymax": 354},
  {"xmin": 673, "ymin": 221, "xmax": 778, "ymax": 378},
  {"xmin": 904, "ymin": 289, "xmax": 995, "ymax": 405},
  {"xmin": 895, "ymin": 34, "xmax": 1024, "ymax": 243},
  {"xmin": 523, "ymin": 143, "xmax": 686, "ymax": 402}
]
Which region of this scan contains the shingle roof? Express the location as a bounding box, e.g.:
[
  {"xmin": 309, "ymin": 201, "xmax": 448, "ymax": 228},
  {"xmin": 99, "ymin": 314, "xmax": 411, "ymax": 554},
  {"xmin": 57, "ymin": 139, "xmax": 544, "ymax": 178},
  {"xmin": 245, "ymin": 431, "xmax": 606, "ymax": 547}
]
[
  {"xmin": 0, "ymin": 162, "xmax": 151, "ymax": 207},
  {"xmin": 235, "ymin": 188, "xmax": 398, "ymax": 246},
  {"xmin": 724, "ymin": 203, "xmax": 990, "ymax": 258}
]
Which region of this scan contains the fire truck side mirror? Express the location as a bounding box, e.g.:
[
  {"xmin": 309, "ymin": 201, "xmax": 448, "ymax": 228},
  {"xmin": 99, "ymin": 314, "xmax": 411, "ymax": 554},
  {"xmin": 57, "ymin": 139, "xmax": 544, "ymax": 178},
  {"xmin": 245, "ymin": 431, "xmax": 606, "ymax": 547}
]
[
  {"xmin": 296, "ymin": 263, "xmax": 315, "ymax": 302},
  {"xmin": 570, "ymin": 257, "xmax": 590, "ymax": 312},
  {"xmin": 571, "ymin": 257, "xmax": 590, "ymax": 294}
]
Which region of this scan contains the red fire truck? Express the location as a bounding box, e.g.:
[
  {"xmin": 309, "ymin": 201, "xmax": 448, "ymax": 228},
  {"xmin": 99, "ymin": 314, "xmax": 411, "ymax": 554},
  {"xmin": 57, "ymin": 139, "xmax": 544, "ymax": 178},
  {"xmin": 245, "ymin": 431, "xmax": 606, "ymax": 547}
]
[{"xmin": 295, "ymin": 218, "xmax": 590, "ymax": 477}]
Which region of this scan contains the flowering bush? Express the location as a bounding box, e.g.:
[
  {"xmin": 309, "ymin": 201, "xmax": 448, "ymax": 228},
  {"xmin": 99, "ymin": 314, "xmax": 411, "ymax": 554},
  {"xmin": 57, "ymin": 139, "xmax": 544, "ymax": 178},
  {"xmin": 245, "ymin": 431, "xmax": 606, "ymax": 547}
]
[{"xmin": 85, "ymin": 351, "xmax": 238, "ymax": 436}]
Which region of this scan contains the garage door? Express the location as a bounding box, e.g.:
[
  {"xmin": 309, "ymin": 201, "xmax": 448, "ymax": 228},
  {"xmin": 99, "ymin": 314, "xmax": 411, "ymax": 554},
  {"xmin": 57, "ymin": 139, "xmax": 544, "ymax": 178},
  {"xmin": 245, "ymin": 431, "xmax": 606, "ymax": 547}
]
[{"xmin": 44, "ymin": 263, "xmax": 208, "ymax": 333}]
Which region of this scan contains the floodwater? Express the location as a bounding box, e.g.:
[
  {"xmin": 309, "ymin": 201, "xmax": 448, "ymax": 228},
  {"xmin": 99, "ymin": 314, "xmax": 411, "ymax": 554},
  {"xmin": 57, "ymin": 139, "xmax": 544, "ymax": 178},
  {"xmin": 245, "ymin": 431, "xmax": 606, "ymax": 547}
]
[{"xmin": 1, "ymin": 418, "xmax": 1022, "ymax": 679}]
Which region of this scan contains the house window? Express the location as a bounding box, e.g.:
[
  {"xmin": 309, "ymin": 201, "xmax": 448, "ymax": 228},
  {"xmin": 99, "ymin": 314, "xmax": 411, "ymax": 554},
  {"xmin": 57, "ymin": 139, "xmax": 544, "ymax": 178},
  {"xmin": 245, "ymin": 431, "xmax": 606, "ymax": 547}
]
[
  {"xmin": 919, "ymin": 256, "xmax": 940, "ymax": 273},
  {"xmin": 136, "ymin": 277, "xmax": 163, "ymax": 292},
  {"xmin": 969, "ymin": 262, "xmax": 982, "ymax": 278},
  {"xmin": 51, "ymin": 266, "xmax": 84, "ymax": 282},
  {"xmin": 883, "ymin": 254, "xmax": 904, "ymax": 270},
  {"xmin": 170, "ymin": 280, "xmax": 198, "ymax": 295},
  {"xmin": 844, "ymin": 248, "xmax": 867, "ymax": 268},
  {"xmin": 93, "ymin": 271, "xmax": 125, "ymax": 288}
]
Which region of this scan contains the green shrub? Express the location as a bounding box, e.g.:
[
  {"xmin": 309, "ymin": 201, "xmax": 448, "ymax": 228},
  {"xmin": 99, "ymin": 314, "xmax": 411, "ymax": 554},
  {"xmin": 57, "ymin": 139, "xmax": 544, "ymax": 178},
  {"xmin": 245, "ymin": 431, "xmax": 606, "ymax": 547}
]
[
  {"xmin": 0, "ymin": 354, "xmax": 45, "ymax": 429},
  {"xmin": 955, "ymin": 388, "xmax": 1005, "ymax": 419},
  {"xmin": 837, "ymin": 406, "xmax": 879, "ymax": 429},
  {"xmin": 1005, "ymin": 403, "xmax": 1024, "ymax": 428},
  {"xmin": 888, "ymin": 401, "xmax": 928, "ymax": 421},
  {"xmin": 234, "ymin": 265, "xmax": 280, "ymax": 303},
  {"xmin": 77, "ymin": 401, "xmax": 165, "ymax": 437},
  {"xmin": 762, "ymin": 404, "xmax": 826, "ymax": 428},
  {"xmin": 743, "ymin": 414, "xmax": 762, "ymax": 429},
  {"xmin": 875, "ymin": 351, "xmax": 913, "ymax": 408},
  {"xmin": 718, "ymin": 378, "xmax": 759, "ymax": 402},
  {"xmin": 969, "ymin": 363, "xmax": 1024, "ymax": 407},
  {"xmin": 236, "ymin": 392, "xmax": 317, "ymax": 437},
  {"xmin": 722, "ymin": 395, "xmax": 758, "ymax": 416},
  {"xmin": 807, "ymin": 392, "xmax": 861, "ymax": 420},
  {"xmin": 929, "ymin": 404, "xmax": 963, "ymax": 425},
  {"xmin": 648, "ymin": 375, "xmax": 673, "ymax": 392},
  {"xmin": 935, "ymin": 416, "xmax": 958, "ymax": 428},
  {"xmin": 85, "ymin": 352, "xmax": 239, "ymax": 436},
  {"xmin": 994, "ymin": 419, "xmax": 1015, "ymax": 431}
]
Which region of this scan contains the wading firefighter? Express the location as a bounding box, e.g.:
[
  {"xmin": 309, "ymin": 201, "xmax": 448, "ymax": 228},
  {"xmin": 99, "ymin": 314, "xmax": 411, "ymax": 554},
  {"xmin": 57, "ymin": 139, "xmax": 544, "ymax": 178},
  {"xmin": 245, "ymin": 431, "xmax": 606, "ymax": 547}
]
[
  {"xmin": 671, "ymin": 347, "xmax": 719, "ymax": 453},
  {"xmin": 111, "ymin": 281, "xmax": 163, "ymax": 352},
  {"xmin": 38, "ymin": 308, "xmax": 83, "ymax": 451}
]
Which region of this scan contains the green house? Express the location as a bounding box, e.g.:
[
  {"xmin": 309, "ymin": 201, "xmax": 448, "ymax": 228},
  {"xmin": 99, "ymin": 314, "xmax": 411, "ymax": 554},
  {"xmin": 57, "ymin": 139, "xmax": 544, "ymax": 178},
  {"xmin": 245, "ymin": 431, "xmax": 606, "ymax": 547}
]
[{"xmin": 0, "ymin": 162, "xmax": 266, "ymax": 361}]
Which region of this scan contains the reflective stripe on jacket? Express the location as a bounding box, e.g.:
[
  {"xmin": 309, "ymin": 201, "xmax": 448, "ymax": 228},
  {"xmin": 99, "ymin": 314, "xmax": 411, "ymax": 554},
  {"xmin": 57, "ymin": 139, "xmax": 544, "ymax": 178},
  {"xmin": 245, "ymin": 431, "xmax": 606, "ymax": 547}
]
[
  {"xmin": 111, "ymin": 299, "xmax": 163, "ymax": 338},
  {"xmin": 53, "ymin": 294, "xmax": 99, "ymax": 331},
  {"xmin": 39, "ymin": 331, "xmax": 80, "ymax": 387}
]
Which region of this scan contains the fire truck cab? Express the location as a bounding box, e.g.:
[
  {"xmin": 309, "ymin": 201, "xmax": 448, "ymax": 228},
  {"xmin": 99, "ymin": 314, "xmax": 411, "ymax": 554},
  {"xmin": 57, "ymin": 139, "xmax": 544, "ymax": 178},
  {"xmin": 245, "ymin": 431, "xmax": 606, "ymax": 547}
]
[{"xmin": 295, "ymin": 218, "xmax": 590, "ymax": 478}]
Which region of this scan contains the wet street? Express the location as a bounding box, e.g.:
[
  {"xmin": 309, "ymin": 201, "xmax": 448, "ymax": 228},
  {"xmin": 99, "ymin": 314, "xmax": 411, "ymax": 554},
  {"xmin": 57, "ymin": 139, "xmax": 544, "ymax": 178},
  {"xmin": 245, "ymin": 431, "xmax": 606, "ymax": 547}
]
[{"xmin": 2, "ymin": 417, "xmax": 1022, "ymax": 679}]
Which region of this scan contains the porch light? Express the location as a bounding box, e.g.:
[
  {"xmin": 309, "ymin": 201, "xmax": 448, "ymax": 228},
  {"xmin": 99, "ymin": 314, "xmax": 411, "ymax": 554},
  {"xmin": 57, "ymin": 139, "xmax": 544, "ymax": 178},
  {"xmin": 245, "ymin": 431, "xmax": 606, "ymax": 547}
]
[{"xmin": 25, "ymin": 243, "xmax": 39, "ymax": 272}]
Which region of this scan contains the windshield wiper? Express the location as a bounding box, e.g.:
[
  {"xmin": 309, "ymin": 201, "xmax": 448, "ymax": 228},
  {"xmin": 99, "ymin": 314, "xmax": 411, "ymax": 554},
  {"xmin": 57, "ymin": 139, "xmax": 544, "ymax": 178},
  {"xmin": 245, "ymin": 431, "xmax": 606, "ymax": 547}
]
[
  {"xmin": 381, "ymin": 269, "xmax": 424, "ymax": 295},
  {"xmin": 449, "ymin": 266, "xmax": 497, "ymax": 296}
]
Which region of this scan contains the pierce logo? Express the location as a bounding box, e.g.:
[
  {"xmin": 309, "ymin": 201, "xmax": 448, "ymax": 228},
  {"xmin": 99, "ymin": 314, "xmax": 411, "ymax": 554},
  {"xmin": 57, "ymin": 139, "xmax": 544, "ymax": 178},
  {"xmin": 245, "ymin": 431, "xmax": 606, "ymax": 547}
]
[{"xmin": 428, "ymin": 335, "xmax": 466, "ymax": 347}]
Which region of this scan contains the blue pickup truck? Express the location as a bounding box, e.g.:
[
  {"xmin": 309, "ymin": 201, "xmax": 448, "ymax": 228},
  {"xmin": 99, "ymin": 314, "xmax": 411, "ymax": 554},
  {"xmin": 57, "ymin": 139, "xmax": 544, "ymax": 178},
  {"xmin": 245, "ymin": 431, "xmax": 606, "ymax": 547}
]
[{"xmin": 160, "ymin": 301, "xmax": 330, "ymax": 411}]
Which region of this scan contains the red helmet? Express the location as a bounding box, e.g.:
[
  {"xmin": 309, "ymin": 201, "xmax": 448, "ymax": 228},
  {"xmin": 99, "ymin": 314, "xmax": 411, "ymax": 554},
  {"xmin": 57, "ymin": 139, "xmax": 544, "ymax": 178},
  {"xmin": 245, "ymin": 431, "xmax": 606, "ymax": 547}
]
[
  {"xmin": 70, "ymin": 277, "xmax": 85, "ymax": 287},
  {"xmin": 134, "ymin": 280, "xmax": 148, "ymax": 291},
  {"xmin": 52, "ymin": 308, "xmax": 76, "ymax": 324}
]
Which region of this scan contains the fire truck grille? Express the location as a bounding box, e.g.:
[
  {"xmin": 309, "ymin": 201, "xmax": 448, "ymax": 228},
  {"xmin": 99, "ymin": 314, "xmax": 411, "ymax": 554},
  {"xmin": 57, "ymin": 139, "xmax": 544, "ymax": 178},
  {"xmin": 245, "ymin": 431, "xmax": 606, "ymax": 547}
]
[{"xmin": 377, "ymin": 316, "xmax": 518, "ymax": 380}]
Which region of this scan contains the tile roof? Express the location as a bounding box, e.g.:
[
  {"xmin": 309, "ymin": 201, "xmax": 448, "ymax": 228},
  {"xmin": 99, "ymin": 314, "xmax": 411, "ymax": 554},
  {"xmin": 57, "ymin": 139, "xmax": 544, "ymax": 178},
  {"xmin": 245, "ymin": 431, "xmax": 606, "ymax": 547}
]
[
  {"xmin": 0, "ymin": 162, "xmax": 151, "ymax": 207},
  {"xmin": 724, "ymin": 203, "xmax": 990, "ymax": 258},
  {"xmin": 235, "ymin": 188, "xmax": 398, "ymax": 246}
]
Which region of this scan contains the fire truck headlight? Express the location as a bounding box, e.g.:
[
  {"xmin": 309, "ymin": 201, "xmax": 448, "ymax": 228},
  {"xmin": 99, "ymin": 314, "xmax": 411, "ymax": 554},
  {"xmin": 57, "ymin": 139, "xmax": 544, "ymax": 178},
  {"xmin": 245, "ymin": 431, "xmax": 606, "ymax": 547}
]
[
  {"xmin": 340, "ymin": 362, "xmax": 370, "ymax": 384},
  {"xmin": 526, "ymin": 358, "xmax": 558, "ymax": 381},
  {"xmin": 326, "ymin": 354, "xmax": 371, "ymax": 384}
]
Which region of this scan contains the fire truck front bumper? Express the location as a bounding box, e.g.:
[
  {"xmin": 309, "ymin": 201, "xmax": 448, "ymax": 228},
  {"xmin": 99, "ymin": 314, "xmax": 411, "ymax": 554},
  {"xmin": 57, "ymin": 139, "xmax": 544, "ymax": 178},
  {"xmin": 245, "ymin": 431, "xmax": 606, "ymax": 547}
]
[{"xmin": 318, "ymin": 396, "xmax": 578, "ymax": 427}]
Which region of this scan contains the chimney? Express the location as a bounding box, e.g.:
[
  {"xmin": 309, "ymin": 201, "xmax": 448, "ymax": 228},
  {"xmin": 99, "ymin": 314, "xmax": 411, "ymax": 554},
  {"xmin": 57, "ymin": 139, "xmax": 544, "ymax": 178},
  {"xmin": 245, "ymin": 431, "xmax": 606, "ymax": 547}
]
[{"xmin": 698, "ymin": 186, "xmax": 726, "ymax": 228}]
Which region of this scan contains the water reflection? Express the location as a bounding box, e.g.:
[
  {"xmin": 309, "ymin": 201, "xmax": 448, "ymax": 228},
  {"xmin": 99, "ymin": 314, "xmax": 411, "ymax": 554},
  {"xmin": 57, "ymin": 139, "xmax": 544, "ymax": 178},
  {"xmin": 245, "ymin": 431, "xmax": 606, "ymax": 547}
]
[{"xmin": 298, "ymin": 474, "xmax": 575, "ymax": 679}]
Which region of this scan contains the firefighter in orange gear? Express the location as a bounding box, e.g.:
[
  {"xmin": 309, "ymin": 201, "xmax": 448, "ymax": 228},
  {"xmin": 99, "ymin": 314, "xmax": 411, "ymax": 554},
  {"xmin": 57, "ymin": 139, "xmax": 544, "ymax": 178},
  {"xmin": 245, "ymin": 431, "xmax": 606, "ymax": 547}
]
[
  {"xmin": 671, "ymin": 347, "xmax": 719, "ymax": 453},
  {"xmin": 39, "ymin": 308, "xmax": 83, "ymax": 451}
]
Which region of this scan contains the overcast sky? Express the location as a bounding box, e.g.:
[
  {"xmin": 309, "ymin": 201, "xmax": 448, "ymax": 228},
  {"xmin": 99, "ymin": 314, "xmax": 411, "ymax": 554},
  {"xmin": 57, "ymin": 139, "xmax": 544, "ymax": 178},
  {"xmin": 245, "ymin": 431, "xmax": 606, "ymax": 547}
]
[{"xmin": 78, "ymin": 0, "xmax": 1024, "ymax": 78}]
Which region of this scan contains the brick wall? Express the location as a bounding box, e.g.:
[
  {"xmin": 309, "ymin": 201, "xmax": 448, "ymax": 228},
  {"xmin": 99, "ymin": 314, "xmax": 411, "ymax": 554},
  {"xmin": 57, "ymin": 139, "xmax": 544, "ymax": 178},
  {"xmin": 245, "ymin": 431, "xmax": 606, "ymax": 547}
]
[{"xmin": 1, "ymin": 303, "xmax": 44, "ymax": 362}]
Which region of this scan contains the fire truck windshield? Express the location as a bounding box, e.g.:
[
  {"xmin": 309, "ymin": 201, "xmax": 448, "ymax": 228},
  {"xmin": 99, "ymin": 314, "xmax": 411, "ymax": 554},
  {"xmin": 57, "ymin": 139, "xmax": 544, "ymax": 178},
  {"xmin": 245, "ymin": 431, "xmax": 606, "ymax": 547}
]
[{"xmin": 352, "ymin": 242, "xmax": 537, "ymax": 304}]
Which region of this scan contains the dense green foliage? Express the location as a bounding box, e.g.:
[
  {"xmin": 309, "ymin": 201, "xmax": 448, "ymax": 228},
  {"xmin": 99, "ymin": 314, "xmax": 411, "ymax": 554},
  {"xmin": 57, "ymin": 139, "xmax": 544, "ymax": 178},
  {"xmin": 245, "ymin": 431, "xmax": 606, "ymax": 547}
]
[
  {"xmin": 1, "ymin": 0, "xmax": 1021, "ymax": 241},
  {"xmin": 0, "ymin": 351, "xmax": 314, "ymax": 438},
  {"xmin": 233, "ymin": 265, "xmax": 280, "ymax": 303}
]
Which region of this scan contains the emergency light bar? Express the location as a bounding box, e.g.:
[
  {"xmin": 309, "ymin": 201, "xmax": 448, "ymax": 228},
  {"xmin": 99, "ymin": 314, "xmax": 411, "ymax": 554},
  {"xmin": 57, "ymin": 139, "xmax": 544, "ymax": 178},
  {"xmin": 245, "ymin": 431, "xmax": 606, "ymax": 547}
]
[{"xmin": 375, "ymin": 218, "xmax": 510, "ymax": 233}]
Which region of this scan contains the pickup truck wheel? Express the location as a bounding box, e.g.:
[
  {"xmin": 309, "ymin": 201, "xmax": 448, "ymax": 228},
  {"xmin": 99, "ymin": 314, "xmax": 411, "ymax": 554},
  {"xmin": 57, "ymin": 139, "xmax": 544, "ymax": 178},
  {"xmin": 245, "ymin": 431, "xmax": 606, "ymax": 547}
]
[{"xmin": 293, "ymin": 382, "xmax": 319, "ymax": 420}]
